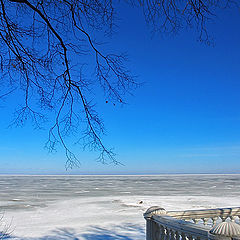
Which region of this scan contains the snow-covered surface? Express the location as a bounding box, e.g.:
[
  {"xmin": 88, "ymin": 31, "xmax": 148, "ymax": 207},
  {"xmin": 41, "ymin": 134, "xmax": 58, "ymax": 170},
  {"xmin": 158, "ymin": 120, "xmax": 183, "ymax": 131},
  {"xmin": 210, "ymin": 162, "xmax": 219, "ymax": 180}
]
[{"xmin": 0, "ymin": 175, "xmax": 239, "ymax": 239}]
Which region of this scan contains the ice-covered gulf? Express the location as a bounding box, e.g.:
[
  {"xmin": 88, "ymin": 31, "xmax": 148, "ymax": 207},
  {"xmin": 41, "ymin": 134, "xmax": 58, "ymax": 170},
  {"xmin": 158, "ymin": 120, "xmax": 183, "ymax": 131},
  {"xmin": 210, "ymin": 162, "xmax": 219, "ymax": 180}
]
[{"xmin": 1, "ymin": 175, "xmax": 240, "ymax": 240}]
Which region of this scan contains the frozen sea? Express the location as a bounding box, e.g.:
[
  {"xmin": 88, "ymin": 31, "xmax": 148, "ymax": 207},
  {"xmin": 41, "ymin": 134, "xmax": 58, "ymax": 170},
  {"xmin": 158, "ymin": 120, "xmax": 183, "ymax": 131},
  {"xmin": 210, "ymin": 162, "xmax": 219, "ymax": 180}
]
[{"xmin": 0, "ymin": 174, "xmax": 240, "ymax": 239}]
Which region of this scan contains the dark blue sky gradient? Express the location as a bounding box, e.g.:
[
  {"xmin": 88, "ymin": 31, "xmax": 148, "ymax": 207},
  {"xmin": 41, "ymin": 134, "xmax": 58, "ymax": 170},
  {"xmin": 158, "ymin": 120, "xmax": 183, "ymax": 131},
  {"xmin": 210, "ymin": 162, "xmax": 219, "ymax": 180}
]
[{"xmin": 0, "ymin": 3, "xmax": 240, "ymax": 174}]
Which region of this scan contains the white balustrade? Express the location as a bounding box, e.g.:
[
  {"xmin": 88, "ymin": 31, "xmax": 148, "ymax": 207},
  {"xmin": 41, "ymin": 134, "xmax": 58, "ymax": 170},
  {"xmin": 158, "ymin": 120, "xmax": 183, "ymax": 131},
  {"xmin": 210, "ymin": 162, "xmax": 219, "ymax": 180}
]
[{"xmin": 144, "ymin": 207, "xmax": 240, "ymax": 240}]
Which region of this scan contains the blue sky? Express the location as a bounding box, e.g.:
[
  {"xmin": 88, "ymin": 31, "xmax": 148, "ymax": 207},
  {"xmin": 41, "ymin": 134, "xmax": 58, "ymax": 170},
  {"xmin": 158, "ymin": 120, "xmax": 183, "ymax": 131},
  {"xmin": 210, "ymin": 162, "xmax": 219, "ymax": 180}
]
[{"xmin": 0, "ymin": 3, "xmax": 240, "ymax": 174}]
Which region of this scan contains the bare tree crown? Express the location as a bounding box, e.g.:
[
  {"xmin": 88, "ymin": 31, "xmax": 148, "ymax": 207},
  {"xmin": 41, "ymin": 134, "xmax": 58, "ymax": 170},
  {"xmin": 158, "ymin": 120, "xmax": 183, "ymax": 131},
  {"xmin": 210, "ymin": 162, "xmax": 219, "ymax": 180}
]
[{"xmin": 0, "ymin": 0, "xmax": 236, "ymax": 168}]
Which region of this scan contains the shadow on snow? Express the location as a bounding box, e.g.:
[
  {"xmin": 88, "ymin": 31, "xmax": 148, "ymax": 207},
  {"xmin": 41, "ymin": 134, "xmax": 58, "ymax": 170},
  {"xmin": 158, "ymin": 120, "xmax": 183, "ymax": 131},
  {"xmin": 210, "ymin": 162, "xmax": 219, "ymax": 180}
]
[{"xmin": 10, "ymin": 224, "xmax": 145, "ymax": 240}]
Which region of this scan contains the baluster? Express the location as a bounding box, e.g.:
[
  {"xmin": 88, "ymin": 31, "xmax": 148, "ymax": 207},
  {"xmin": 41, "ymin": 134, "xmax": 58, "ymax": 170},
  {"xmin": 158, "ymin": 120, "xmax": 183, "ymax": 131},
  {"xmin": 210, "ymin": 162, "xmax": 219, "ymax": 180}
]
[
  {"xmin": 165, "ymin": 228, "xmax": 170, "ymax": 240},
  {"xmin": 181, "ymin": 232, "xmax": 186, "ymax": 240},
  {"xmin": 203, "ymin": 218, "xmax": 208, "ymax": 225},
  {"xmin": 226, "ymin": 216, "xmax": 231, "ymax": 222},
  {"xmin": 234, "ymin": 216, "xmax": 240, "ymax": 224},
  {"xmin": 212, "ymin": 217, "xmax": 218, "ymax": 226},
  {"xmin": 208, "ymin": 217, "xmax": 213, "ymax": 227},
  {"xmin": 188, "ymin": 234, "xmax": 193, "ymax": 240},
  {"xmin": 232, "ymin": 216, "xmax": 238, "ymax": 223},
  {"xmin": 159, "ymin": 225, "xmax": 165, "ymax": 240},
  {"xmin": 175, "ymin": 231, "xmax": 180, "ymax": 240},
  {"xmin": 196, "ymin": 219, "xmax": 202, "ymax": 224},
  {"xmin": 191, "ymin": 218, "xmax": 197, "ymax": 224},
  {"xmin": 170, "ymin": 229, "xmax": 175, "ymax": 240}
]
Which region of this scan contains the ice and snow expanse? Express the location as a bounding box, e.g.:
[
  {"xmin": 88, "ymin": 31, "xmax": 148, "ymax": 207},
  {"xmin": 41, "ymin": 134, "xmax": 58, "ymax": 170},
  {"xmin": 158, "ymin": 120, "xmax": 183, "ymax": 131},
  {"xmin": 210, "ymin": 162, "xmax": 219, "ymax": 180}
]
[{"xmin": 0, "ymin": 174, "xmax": 240, "ymax": 239}]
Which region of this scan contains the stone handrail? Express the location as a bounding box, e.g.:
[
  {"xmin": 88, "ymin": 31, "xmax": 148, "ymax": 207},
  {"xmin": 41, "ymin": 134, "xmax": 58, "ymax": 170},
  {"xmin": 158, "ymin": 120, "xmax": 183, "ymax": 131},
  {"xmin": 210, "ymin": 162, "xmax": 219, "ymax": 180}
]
[
  {"xmin": 144, "ymin": 207, "xmax": 240, "ymax": 240},
  {"xmin": 167, "ymin": 207, "xmax": 240, "ymax": 225}
]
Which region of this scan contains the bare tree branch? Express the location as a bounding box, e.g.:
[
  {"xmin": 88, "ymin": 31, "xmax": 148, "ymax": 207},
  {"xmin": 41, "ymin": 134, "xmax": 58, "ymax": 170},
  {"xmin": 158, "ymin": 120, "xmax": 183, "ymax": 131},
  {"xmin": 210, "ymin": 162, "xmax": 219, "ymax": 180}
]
[
  {"xmin": 0, "ymin": 0, "xmax": 237, "ymax": 168},
  {"xmin": 0, "ymin": 213, "xmax": 12, "ymax": 239}
]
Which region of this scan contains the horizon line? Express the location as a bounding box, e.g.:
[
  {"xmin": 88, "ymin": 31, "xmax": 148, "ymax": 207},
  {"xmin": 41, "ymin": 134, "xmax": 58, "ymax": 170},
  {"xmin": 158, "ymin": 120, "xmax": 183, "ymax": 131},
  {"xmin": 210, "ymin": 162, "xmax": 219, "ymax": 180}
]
[{"xmin": 0, "ymin": 173, "xmax": 240, "ymax": 176}]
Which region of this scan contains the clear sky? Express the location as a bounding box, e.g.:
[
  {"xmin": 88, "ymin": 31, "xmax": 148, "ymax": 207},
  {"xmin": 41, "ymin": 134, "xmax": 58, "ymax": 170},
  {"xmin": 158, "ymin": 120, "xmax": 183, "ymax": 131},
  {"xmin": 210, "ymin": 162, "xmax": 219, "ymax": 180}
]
[{"xmin": 0, "ymin": 3, "xmax": 240, "ymax": 174}]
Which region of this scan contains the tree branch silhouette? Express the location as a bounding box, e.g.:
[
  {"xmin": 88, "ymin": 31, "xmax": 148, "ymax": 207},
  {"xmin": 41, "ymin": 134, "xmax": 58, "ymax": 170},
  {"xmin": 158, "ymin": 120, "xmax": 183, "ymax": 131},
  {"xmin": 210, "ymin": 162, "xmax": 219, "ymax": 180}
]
[{"xmin": 0, "ymin": 0, "xmax": 237, "ymax": 167}]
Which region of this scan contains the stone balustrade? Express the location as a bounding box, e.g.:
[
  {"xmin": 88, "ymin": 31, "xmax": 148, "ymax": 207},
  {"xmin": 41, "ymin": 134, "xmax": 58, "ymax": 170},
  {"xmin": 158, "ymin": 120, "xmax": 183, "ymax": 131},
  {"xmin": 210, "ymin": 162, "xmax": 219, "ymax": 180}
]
[{"xmin": 144, "ymin": 207, "xmax": 240, "ymax": 240}]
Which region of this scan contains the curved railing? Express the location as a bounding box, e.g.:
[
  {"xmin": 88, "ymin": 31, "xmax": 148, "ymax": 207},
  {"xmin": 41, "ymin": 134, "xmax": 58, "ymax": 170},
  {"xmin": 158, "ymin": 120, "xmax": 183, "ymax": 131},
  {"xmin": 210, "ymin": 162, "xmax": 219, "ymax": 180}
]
[{"xmin": 144, "ymin": 207, "xmax": 240, "ymax": 240}]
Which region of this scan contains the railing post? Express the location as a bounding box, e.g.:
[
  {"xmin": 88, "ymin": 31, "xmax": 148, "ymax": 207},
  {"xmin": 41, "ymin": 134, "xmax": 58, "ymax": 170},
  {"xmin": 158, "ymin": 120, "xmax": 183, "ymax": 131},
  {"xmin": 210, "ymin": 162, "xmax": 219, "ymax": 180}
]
[
  {"xmin": 144, "ymin": 206, "xmax": 167, "ymax": 240},
  {"xmin": 208, "ymin": 222, "xmax": 240, "ymax": 240}
]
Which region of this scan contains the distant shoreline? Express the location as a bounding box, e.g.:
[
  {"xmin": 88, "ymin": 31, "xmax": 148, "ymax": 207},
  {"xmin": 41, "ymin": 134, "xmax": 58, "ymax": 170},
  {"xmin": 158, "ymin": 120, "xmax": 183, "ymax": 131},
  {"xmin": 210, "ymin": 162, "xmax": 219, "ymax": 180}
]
[{"xmin": 0, "ymin": 173, "xmax": 240, "ymax": 176}]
